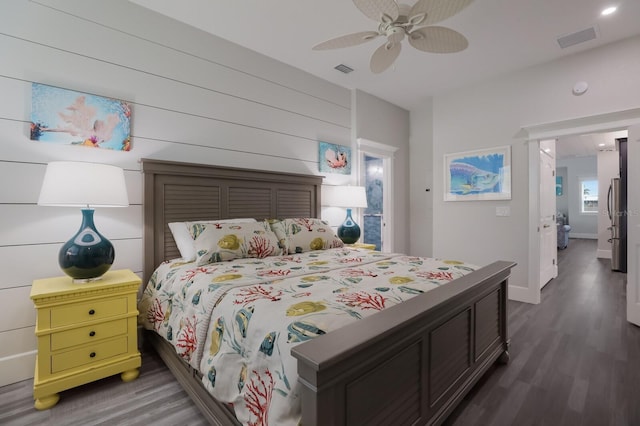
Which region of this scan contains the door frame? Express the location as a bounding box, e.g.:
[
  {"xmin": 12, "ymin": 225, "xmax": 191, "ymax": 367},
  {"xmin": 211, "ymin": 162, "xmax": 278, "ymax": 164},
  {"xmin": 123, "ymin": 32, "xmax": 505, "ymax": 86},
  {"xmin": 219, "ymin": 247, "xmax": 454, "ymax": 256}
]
[
  {"xmin": 357, "ymin": 138, "xmax": 398, "ymax": 252},
  {"xmin": 523, "ymin": 108, "xmax": 640, "ymax": 307}
]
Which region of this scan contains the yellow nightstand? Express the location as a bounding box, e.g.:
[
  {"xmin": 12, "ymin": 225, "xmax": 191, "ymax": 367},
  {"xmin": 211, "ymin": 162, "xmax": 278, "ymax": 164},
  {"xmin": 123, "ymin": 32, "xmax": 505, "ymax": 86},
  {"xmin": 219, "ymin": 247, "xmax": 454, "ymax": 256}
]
[
  {"xmin": 30, "ymin": 269, "xmax": 142, "ymax": 410},
  {"xmin": 346, "ymin": 242, "xmax": 377, "ymax": 250}
]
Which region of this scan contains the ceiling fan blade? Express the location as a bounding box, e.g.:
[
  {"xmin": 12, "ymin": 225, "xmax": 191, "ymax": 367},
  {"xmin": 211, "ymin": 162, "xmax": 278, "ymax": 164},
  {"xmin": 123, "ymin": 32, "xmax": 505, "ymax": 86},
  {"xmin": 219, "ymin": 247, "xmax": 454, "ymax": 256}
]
[
  {"xmin": 313, "ymin": 31, "xmax": 380, "ymax": 50},
  {"xmin": 370, "ymin": 41, "xmax": 401, "ymax": 74},
  {"xmin": 409, "ymin": 0, "xmax": 474, "ymax": 26},
  {"xmin": 408, "ymin": 26, "xmax": 468, "ymax": 53},
  {"xmin": 353, "ymin": 0, "xmax": 399, "ymax": 23}
]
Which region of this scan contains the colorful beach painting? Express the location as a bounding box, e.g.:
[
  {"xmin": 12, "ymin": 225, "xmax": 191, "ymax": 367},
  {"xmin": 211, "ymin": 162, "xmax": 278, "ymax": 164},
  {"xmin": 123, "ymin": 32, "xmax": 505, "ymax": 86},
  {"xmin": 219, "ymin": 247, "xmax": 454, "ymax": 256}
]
[
  {"xmin": 444, "ymin": 146, "xmax": 511, "ymax": 201},
  {"xmin": 30, "ymin": 83, "xmax": 131, "ymax": 151},
  {"xmin": 319, "ymin": 141, "xmax": 351, "ymax": 175}
]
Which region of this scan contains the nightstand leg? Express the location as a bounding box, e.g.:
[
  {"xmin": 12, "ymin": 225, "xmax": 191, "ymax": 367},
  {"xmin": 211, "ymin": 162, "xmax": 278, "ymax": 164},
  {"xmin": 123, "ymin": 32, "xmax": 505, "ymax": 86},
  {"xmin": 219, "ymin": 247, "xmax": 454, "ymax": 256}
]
[
  {"xmin": 34, "ymin": 394, "xmax": 60, "ymax": 410},
  {"xmin": 121, "ymin": 368, "xmax": 140, "ymax": 382}
]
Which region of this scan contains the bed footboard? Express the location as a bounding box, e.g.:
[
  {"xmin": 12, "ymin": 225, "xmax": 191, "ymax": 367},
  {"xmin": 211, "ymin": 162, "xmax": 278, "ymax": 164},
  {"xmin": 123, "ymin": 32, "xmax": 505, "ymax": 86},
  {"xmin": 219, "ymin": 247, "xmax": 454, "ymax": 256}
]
[{"xmin": 291, "ymin": 260, "xmax": 515, "ymax": 426}]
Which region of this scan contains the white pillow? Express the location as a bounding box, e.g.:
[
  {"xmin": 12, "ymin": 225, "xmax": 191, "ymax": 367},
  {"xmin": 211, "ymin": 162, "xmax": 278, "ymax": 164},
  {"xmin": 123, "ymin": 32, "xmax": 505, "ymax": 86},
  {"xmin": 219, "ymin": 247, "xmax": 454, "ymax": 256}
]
[{"xmin": 168, "ymin": 218, "xmax": 257, "ymax": 261}]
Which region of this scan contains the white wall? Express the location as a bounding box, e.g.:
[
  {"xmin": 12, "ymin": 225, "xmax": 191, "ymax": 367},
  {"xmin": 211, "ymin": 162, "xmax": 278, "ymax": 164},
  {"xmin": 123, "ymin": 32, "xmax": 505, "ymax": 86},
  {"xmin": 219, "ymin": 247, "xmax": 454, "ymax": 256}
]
[
  {"xmin": 0, "ymin": 0, "xmax": 358, "ymax": 386},
  {"xmin": 354, "ymin": 90, "xmax": 410, "ymax": 253},
  {"xmin": 555, "ymin": 156, "xmax": 598, "ymax": 238},
  {"xmin": 422, "ymin": 34, "xmax": 640, "ymax": 301},
  {"xmin": 409, "ymin": 99, "xmax": 434, "ymax": 257},
  {"xmin": 597, "ymin": 151, "xmax": 619, "ymax": 258}
]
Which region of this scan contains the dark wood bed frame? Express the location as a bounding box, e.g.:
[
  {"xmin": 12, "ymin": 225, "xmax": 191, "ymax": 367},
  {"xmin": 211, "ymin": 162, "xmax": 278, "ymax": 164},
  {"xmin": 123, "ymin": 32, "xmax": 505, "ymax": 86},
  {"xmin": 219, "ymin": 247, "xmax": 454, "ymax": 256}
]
[{"xmin": 141, "ymin": 158, "xmax": 516, "ymax": 426}]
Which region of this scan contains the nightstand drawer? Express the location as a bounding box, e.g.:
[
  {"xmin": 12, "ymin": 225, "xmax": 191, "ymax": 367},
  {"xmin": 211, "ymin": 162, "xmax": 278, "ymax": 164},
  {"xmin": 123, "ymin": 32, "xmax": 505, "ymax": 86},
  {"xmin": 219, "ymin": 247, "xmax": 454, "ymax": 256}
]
[
  {"xmin": 51, "ymin": 297, "xmax": 128, "ymax": 328},
  {"xmin": 50, "ymin": 318, "xmax": 128, "ymax": 351},
  {"xmin": 51, "ymin": 337, "xmax": 128, "ymax": 374}
]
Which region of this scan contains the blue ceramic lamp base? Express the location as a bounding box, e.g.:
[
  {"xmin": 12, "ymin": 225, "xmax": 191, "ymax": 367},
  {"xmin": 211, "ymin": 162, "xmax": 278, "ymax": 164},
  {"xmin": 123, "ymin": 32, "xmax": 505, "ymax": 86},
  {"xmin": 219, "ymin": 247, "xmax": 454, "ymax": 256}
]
[
  {"xmin": 59, "ymin": 209, "xmax": 115, "ymax": 282},
  {"xmin": 337, "ymin": 208, "xmax": 361, "ymax": 244}
]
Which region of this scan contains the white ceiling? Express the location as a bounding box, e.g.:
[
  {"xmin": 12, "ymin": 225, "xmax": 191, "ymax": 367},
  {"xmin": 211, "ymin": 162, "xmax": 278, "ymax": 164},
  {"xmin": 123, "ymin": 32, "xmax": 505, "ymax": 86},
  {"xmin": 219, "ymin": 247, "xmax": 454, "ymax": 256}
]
[
  {"xmin": 556, "ymin": 130, "xmax": 627, "ymax": 160},
  {"xmin": 130, "ymin": 0, "xmax": 640, "ymax": 111}
]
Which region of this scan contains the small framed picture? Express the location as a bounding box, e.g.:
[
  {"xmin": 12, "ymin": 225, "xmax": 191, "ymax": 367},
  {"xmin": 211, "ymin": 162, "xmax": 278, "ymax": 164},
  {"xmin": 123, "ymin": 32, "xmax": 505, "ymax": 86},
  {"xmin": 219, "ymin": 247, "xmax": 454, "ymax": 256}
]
[{"xmin": 319, "ymin": 141, "xmax": 351, "ymax": 175}]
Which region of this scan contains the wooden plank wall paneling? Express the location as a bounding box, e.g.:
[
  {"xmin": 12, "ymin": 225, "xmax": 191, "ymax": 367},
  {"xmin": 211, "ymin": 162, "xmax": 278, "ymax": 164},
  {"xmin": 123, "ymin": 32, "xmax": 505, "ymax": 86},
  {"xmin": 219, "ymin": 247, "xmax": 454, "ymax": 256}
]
[{"xmin": 0, "ymin": 0, "xmax": 350, "ymax": 386}]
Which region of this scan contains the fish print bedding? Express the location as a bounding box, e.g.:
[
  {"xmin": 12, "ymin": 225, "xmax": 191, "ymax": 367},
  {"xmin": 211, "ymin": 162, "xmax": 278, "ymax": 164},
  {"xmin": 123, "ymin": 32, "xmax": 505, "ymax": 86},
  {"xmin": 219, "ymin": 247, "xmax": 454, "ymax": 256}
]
[{"xmin": 139, "ymin": 247, "xmax": 477, "ymax": 426}]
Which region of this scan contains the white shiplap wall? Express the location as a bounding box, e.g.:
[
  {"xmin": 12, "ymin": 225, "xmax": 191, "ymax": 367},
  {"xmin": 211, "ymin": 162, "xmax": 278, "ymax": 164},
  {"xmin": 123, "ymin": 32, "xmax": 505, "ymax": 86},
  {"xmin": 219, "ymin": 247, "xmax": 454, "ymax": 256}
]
[{"xmin": 0, "ymin": 0, "xmax": 351, "ymax": 386}]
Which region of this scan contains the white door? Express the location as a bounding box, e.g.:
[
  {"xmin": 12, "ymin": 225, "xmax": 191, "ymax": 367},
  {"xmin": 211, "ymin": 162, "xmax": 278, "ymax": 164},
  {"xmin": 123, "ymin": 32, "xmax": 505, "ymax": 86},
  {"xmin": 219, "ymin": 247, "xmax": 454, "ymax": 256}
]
[
  {"xmin": 539, "ymin": 139, "xmax": 557, "ymax": 288},
  {"xmin": 627, "ymin": 124, "xmax": 640, "ymax": 325}
]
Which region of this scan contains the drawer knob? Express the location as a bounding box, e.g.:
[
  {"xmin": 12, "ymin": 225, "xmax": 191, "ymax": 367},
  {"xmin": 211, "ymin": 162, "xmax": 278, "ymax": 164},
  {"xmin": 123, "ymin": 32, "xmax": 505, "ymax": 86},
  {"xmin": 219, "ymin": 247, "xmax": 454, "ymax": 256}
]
[
  {"xmin": 89, "ymin": 352, "xmax": 96, "ymax": 358},
  {"xmin": 88, "ymin": 309, "xmax": 95, "ymax": 315},
  {"xmin": 89, "ymin": 331, "xmax": 96, "ymax": 337}
]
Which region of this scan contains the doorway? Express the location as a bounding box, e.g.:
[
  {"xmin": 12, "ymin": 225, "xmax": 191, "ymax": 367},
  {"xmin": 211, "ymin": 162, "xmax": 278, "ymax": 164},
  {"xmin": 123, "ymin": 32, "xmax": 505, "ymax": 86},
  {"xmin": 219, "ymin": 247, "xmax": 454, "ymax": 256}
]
[
  {"xmin": 524, "ymin": 111, "xmax": 640, "ymax": 326},
  {"xmin": 362, "ymin": 154, "xmax": 384, "ymax": 251},
  {"xmin": 358, "ymin": 138, "xmax": 397, "ymax": 253}
]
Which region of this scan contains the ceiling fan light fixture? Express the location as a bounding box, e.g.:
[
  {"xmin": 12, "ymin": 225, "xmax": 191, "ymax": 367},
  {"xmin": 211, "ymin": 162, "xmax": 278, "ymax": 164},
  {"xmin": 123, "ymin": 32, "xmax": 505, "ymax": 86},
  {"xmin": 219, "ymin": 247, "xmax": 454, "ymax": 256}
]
[
  {"xmin": 381, "ymin": 13, "xmax": 395, "ymax": 24},
  {"xmin": 313, "ymin": 0, "xmax": 474, "ymax": 73},
  {"xmin": 408, "ymin": 12, "xmax": 426, "ymax": 26},
  {"xmin": 387, "ymin": 27, "xmax": 405, "ymax": 43}
]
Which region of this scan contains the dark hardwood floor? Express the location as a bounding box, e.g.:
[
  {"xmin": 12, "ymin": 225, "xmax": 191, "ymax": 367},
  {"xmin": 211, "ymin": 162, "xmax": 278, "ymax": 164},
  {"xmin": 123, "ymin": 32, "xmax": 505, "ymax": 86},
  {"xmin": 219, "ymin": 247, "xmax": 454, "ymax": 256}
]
[
  {"xmin": 445, "ymin": 238, "xmax": 640, "ymax": 426},
  {"xmin": 2, "ymin": 239, "xmax": 638, "ymax": 425}
]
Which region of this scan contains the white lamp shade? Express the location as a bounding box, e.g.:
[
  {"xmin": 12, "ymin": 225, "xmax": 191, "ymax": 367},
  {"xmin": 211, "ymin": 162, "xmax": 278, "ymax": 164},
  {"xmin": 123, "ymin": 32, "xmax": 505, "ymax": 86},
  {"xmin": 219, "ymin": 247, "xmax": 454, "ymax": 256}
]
[
  {"xmin": 322, "ymin": 185, "xmax": 368, "ymax": 208},
  {"xmin": 38, "ymin": 161, "xmax": 129, "ymax": 207}
]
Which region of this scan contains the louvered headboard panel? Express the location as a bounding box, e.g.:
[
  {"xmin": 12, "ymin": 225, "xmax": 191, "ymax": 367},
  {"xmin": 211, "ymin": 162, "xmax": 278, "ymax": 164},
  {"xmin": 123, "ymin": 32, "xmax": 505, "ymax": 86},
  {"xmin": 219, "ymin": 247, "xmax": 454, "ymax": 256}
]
[{"xmin": 142, "ymin": 159, "xmax": 323, "ymax": 284}]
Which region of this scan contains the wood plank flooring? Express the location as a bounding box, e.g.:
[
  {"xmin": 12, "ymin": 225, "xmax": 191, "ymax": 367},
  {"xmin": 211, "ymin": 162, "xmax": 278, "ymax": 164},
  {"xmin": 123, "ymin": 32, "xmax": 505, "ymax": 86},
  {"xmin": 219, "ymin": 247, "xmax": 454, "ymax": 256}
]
[
  {"xmin": 0, "ymin": 350, "xmax": 207, "ymax": 426},
  {"xmin": 2, "ymin": 239, "xmax": 638, "ymax": 425},
  {"xmin": 445, "ymin": 238, "xmax": 640, "ymax": 426}
]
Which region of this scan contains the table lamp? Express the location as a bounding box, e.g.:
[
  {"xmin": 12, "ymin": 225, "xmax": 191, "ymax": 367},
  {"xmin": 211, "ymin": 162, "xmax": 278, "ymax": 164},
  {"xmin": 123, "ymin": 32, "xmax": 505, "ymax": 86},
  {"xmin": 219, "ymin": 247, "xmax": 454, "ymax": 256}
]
[
  {"xmin": 38, "ymin": 161, "xmax": 129, "ymax": 282},
  {"xmin": 322, "ymin": 185, "xmax": 368, "ymax": 244}
]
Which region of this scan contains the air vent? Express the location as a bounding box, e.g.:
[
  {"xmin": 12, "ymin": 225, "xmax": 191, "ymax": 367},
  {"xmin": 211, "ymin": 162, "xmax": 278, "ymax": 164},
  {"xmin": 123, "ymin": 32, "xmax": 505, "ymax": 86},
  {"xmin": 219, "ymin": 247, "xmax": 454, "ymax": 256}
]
[
  {"xmin": 557, "ymin": 26, "xmax": 598, "ymax": 49},
  {"xmin": 334, "ymin": 64, "xmax": 354, "ymax": 74}
]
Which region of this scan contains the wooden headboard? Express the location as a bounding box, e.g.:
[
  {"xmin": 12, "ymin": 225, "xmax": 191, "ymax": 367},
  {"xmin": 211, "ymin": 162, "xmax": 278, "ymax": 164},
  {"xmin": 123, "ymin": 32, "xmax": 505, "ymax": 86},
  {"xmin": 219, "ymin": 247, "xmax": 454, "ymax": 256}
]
[{"xmin": 141, "ymin": 159, "xmax": 323, "ymax": 283}]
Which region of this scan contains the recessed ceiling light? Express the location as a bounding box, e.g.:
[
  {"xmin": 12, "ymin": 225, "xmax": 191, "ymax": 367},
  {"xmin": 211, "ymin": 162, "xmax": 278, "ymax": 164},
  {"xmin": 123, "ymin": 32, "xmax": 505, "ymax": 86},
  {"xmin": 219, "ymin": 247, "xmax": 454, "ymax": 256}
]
[
  {"xmin": 601, "ymin": 6, "xmax": 617, "ymax": 16},
  {"xmin": 598, "ymin": 143, "xmax": 606, "ymax": 147}
]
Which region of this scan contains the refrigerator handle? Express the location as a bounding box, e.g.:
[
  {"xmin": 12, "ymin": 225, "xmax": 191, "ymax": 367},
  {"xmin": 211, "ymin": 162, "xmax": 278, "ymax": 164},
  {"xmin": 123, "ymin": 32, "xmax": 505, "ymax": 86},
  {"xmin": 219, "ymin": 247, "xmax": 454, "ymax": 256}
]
[{"xmin": 607, "ymin": 183, "xmax": 613, "ymax": 221}]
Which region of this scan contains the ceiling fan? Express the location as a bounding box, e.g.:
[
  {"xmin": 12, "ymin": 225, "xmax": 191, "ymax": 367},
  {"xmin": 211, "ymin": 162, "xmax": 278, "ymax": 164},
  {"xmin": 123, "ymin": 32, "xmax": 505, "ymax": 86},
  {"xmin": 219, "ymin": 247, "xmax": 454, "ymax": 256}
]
[{"xmin": 313, "ymin": 0, "xmax": 474, "ymax": 74}]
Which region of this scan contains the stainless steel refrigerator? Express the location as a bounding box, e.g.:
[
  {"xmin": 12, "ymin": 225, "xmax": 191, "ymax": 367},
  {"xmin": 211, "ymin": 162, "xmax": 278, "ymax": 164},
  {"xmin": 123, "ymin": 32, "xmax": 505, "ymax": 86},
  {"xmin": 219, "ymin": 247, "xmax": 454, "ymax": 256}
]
[{"xmin": 608, "ymin": 178, "xmax": 626, "ymax": 271}]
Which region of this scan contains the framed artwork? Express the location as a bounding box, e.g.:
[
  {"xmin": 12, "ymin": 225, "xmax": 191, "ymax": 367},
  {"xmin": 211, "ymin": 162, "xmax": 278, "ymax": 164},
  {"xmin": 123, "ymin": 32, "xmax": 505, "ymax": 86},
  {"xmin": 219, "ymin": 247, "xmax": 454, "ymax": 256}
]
[
  {"xmin": 30, "ymin": 83, "xmax": 131, "ymax": 151},
  {"xmin": 444, "ymin": 145, "xmax": 511, "ymax": 201},
  {"xmin": 319, "ymin": 141, "xmax": 351, "ymax": 175}
]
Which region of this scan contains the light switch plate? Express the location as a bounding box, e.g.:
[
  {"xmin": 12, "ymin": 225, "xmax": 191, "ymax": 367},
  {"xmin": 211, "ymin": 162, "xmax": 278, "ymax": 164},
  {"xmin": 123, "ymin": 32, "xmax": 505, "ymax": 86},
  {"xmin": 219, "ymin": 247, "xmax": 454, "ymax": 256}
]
[{"xmin": 496, "ymin": 206, "xmax": 510, "ymax": 216}]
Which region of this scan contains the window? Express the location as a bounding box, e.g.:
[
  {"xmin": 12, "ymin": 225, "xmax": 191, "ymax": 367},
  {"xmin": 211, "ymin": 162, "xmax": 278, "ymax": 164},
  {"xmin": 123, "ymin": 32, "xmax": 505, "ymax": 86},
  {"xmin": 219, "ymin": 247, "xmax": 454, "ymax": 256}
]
[{"xmin": 580, "ymin": 178, "xmax": 598, "ymax": 213}]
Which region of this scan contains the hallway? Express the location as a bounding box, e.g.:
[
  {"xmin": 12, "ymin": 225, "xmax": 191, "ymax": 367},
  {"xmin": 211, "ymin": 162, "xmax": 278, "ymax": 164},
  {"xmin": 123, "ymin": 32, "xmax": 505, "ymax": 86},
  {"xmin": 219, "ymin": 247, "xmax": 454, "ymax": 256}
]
[{"xmin": 446, "ymin": 238, "xmax": 640, "ymax": 425}]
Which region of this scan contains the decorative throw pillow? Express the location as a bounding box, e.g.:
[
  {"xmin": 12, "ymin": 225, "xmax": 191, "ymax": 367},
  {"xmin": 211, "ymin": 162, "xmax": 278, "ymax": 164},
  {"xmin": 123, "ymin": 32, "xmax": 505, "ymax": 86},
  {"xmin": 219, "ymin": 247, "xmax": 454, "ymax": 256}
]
[
  {"xmin": 168, "ymin": 219, "xmax": 257, "ymax": 261},
  {"xmin": 270, "ymin": 218, "xmax": 344, "ymax": 254},
  {"xmin": 189, "ymin": 220, "xmax": 283, "ymax": 265}
]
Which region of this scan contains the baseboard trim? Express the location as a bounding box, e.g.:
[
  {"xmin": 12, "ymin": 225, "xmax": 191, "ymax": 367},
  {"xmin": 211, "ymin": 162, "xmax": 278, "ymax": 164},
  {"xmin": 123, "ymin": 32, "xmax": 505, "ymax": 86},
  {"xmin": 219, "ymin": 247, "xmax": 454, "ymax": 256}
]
[
  {"xmin": 597, "ymin": 249, "xmax": 612, "ymax": 259},
  {"xmin": 509, "ymin": 284, "xmax": 539, "ymax": 304},
  {"xmin": 0, "ymin": 350, "xmax": 36, "ymax": 386},
  {"xmin": 569, "ymin": 233, "xmax": 597, "ymax": 240}
]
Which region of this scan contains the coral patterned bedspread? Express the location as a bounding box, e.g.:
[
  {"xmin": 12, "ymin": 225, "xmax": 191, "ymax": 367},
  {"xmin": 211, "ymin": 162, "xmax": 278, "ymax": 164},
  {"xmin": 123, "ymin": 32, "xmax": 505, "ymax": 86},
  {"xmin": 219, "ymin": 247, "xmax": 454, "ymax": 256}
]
[{"xmin": 139, "ymin": 247, "xmax": 477, "ymax": 426}]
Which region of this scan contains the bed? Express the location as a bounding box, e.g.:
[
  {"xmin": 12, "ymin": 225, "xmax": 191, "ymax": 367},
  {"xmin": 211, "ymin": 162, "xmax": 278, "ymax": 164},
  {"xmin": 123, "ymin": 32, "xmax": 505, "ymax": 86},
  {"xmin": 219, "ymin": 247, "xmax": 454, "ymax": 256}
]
[{"xmin": 139, "ymin": 158, "xmax": 516, "ymax": 426}]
